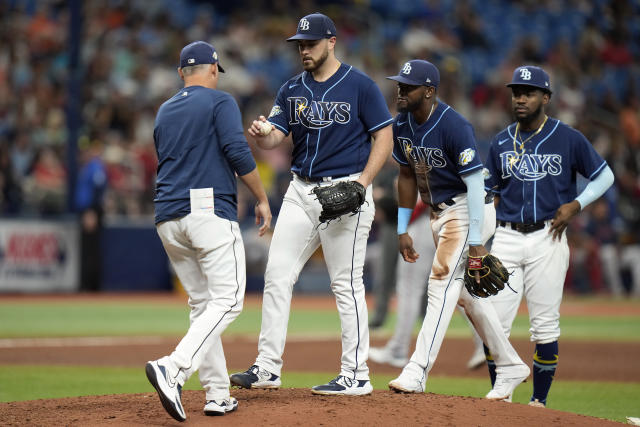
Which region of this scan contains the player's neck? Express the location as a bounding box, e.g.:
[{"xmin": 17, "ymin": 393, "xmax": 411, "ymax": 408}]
[
  {"xmin": 518, "ymin": 112, "xmax": 546, "ymax": 132},
  {"xmin": 311, "ymin": 57, "xmax": 341, "ymax": 82},
  {"xmin": 414, "ymin": 100, "xmax": 437, "ymax": 125}
]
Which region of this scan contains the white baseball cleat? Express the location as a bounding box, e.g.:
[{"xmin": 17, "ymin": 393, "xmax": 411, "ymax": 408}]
[
  {"xmin": 388, "ymin": 373, "xmax": 425, "ymax": 394},
  {"xmin": 466, "ymin": 347, "xmax": 487, "ymax": 370},
  {"xmin": 485, "ymin": 365, "xmax": 530, "ymax": 400},
  {"xmin": 368, "ymin": 346, "xmax": 409, "ymax": 368},
  {"xmin": 229, "ymin": 365, "xmax": 281, "ymax": 389},
  {"xmin": 145, "ymin": 360, "xmax": 186, "ymax": 422},
  {"xmin": 528, "ymin": 398, "xmax": 546, "ymax": 408},
  {"xmin": 204, "ymin": 397, "xmax": 238, "ymax": 416}
]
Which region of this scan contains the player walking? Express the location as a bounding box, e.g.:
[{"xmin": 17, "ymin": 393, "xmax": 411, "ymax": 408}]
[
  {"xmin": 385, "ymin": 60, "xmax": 529, "ymax": 400},
  {"xmin": 145, "ymin": 41, "xmax": 272, "ymax": 421},
  {"xmin": 484, "ymin": 65, "xmax": 614, "ymax": 407},
  {"xmin": 229, "ymin": 13, "xmax": 393, "ymax": 395}
]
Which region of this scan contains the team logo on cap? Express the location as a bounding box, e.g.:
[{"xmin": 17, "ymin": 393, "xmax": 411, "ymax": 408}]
[
  {"xmin": 401, "ymin": 63, "xmax": 412, "ymax": 75},
  {"xmin": 519, "ymin": 68, "xmax": 532, "ymax": 80},
  {"xmin": 458, "ymin": 148, "xmax": 476, "ymax": 166},
  {"xmin": 299, "ymin": 18, "xmax": 310, "ymax": 31}
]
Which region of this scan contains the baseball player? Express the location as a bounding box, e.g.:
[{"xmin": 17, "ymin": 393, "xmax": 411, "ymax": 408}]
[
  {"xmin": 229, "ymin": 13, "xmax": 393, "ymax": 395},
  {"xmin": 145, "ymin": 41, "xmax": 272, "ymax": 422},
  {"xmin": 385, "ymin": 60, "xmax": 529, "ymax": 400},
  {"xmin": 484, "ymin": 65, "xmax": 615, "ymax": 407}
]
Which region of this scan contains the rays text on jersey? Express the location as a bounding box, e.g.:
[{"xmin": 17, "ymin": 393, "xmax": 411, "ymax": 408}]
[
  {"xmin": 287, "ymin": 96, "xmax": 351, "ymax": 129},
  {"xmin": 500, "ymin": 151, "xmax": 562, "ymax": 181}
]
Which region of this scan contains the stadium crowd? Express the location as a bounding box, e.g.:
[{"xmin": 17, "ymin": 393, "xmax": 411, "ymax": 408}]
[{"xmin": 0, "ymin": 0, "xmax": 638, "ymax": 295}]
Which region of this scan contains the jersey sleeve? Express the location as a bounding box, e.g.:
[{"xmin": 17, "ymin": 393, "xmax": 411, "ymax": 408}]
[
  {"xmin": 484, "ymin": 136, "xmax": 502, "ymax": 193},
  {"xmin": 571, "ymin": 129, "xmax": 607, "ymax": 180},
  {"xmin": 266, "ymin": 84, "xmax": 290, "ymax": 136},
  {"xmin": 391, "ymin": 121, "xmax": 410, "ymax": 165},
  {"xmin": 214, "ymin": 94, "xmax": 257, "ymax": 176},
  {"xmin": 446, "ymin": 120, "xmax": 483, "ymax": 176},
  {"xmin": 359, "ymin": 80, "xmax": 393, "ymax": 133}
]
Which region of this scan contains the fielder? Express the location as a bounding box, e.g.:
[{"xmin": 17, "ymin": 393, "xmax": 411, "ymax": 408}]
[
  {"xmin": 145, "ymin": 41, "xmax": 272, "ymax": 422},
  {"xmin": 385, "ymin": 60, "xmax": 529, "ymax": 400},
  {"xmin": 229, "ymin": 13, "xmax": 393, "ymax": 395},
  {"xmin": 484, "ymin": 65, "xmax": 614, "ymax": 407}
]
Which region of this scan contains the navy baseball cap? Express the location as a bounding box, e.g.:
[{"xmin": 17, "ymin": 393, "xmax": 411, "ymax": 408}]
[
  {"xmin": 507, "ymin": 65, "xmax": 551, "ymax": 93},
  {"xmin": 287, "ymin": 13, "xmax": 337, "ymax": 41},
  {"xmin": 386, "ymin": 60, "xmax": 440, "ymax": 88},
  {"xmin": 179, "ymin": 41, "xmax": 225, "ymax": 72}
]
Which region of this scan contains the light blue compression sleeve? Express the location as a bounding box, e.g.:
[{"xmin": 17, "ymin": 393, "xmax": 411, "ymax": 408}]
[
  {"xmin": 575, "ymin": 165, "xmax": 614, "ymax": 210},
  {"xmin": 397, "ymin": 207, "xmax": 413, "ymax": 234},
  {"xmin": 461, "ymin": 169, "xmax": 485, "ymax": 246}
]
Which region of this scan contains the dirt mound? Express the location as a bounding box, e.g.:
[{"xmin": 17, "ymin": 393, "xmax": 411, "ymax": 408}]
[{"xmin": 0, "ymin": 389, "xmax": 621, "ymax": 426}]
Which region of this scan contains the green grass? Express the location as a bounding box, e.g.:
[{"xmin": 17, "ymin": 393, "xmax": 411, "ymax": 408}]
[
  {"xmin": 1, "ymin": 366, "xmax": 637, "ymax": 423},
  {"xmin": 1, "ymin": 302, "xmax": 639, "ymax": 341}
]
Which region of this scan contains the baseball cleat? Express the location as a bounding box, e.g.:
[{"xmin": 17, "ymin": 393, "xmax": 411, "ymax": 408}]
[
  {"xmin": 528, "ymin": 398, "xmax": 546, "ymax": 408},
  {"xmin": 311, "ymin": 375, "xmax": 373, "ymax": 396},
  {"xmin": 388, "ymin": 374, "xmax": 424, "ymax": 393},
  {"xmin": 145, "ymin": 360, "xmax": 186, "ymax": 422},
  {"xmin": 368, "ymin": 346, "xmax": 408, "ymax": 368},
  {"xmin": 204, "ymin": 397, "xmax": 238, "ymax": 416},
  {"xmin": 229, "ymin": 365, "xmax": 281, "ymax": 389},
  {"xmin": 466, "ymin": 347, "xmax": 487, "ymax": 370},
  {"xmin": 485, "ymin": 365, "xmax": 530, "ymax": 400}
]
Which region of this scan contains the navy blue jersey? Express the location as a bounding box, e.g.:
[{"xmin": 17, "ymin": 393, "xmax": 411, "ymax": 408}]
[
  {"xmin": 153, "ymin": 86, "xmax": 256, "ymax": 224},
  {"xmin": 267, "ymin": 63, "xmax": 393, "ymax": 179},
  {"xmin": 392, "ymin": 101, "xmax": 484, "ymax": 205},
  {"xmin": 485, "ymin": 117, "xmax": 607, "ymax": 223}
]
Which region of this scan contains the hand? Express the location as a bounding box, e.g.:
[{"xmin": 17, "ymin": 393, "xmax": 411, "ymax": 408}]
[
  {"xmin": 399, "ymin": 233, "xmax": 419, "ymax": 263},
  {"xmin": 247, "ymin": 115, "xmax": 273, "ymax": 138},
  {"xmin": 254, "ymin": 200, "xmax": 272, "ymax": 237},
  {"xmin": 468, "ymin": 245, "xmax": 489, "ymax": 285},
  {"xmin": 549, "ymin": 200, "xmax": 580, "ymax": 241}
]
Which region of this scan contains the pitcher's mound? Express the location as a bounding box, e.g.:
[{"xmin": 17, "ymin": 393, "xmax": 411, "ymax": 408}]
[{"xmin": 0, "ymin": 389, "xmax": 621, "ymax": 426}]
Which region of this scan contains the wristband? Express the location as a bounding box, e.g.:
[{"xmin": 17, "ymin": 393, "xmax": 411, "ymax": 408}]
[{"xmin": 397, "ymin": 207, "xmax": 413, "ymax": 234}]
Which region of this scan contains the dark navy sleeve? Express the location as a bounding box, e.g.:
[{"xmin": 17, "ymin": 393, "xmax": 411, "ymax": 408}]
[
  {"xmin": 391, "ymin": 121, "xmax": 409, "ymax": 165},
  {"xmin": 214, "ymin": 94, "xmax": 256, "ymax": 176},
  {"xmin": 446, "ymin": 120, "xmax": 483, "ymax": 176},
  {"xmin": 484, "ymin": 135, "xmax": 502, "ymax": 193},
  {"xmin": 359, "ymin": 80, "xmax": 393, "ymax": 133},
  {"xmin": 266, "ymin": 84, "xmax": 289, "ymax": 136},
  {"xmin": 571, "ymin": 129, "xmax": 607, "ymax": 180}
]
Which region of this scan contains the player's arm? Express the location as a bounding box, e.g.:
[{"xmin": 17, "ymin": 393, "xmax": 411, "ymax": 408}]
[
  {"xmin": 356, "ymin": 124, "xmax": 393, "ymax": 188},
  {"xmin": 238, "ymin": 167, "xmax": 272, "ymax": 236},
  {"xmin": 461, "ymin": 169, "xmax": 488, "ymax": 258},
  {"xmin": 397, "ymin": 164, "xmax": 419, "ymax": 263},
  {"xmin": 549, "ymin": 164, "xmax": 614, "ymax": 240},
  {"xmin": 248, "ymin": 115, "xmax": 286, "ymax": 150}
]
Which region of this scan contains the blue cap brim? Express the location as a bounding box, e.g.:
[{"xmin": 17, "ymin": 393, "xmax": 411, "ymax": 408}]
[
  {"xmin": 386, "ymin": 75, "xmax": 422, "ymax": 86},
  {"xmin": 506, "ymin": 83, "xmax": 550, "ymax": 93},
  {"xmin": 287, "ymin": 34, "xmax": 329, "ymax": 41}
]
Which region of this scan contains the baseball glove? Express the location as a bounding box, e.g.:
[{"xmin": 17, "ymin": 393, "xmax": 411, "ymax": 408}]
[
  {"xmin": 312, "ymin": 181, "xmax": 366, "ymax": 224},
  {"xmin": 464, "ymin": 254, "xmax": 509, "ymax": 298}
]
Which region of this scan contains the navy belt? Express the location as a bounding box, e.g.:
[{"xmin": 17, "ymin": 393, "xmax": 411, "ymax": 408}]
[
  {"xmin": 498, "ymin": 220, "xmax": 546, "ymax": 234},
  {"xmin": 431, "ymin": 193, "xmax": 494, "ymax": 213}
]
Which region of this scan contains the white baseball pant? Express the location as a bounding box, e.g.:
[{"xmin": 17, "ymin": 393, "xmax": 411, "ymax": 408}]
[
  {"xmin": 255, "ymin": 174, "xmax": 375, "ymax": 380},
  {"xmin": 400, "ymin": 195, "xmax": 526, "ymax": 384},
  {"xmin": 489, "ymin": 222, "xmax": 569, "ymax": 344},
  {"xmin": 156, "ymin": 213, "xmax": 245, "ymax": 401}
]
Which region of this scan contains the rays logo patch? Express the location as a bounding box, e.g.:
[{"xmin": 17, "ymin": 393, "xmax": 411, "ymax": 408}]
[
  {"xmin": 458, "ymin": 148, "xmax": 475, "ymax": 166},
  {"xmin": 268, "ymin": 105, "xmax": 283, "ymax": 118}
]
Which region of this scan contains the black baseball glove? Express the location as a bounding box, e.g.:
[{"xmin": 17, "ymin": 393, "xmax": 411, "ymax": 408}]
[
  {"xmin": 312, "ymin": 181, "xmax": 366, "ymax": 224},
  {"xmin": 464, "ymin": 254, "xmax": 509, "ymax": 298}
]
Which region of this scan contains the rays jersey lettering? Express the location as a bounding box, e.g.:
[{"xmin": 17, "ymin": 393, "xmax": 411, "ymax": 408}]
[
  {"xmin": 500, "ymin": 151, "xmax": 562, "ymax": 181},
  {"xmin": 287, "ymin": 96, "xmax": 351, "ymax": 129},
  {"xmin": 399, "ymin": 137, "xmax": 446, "ymax": 168}
]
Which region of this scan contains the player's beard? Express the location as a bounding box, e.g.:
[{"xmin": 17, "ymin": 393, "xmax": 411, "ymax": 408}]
[
  {"xmin": 397, "ymin": 97, "xmax": 422, "ymax": 114},
  {"xmin": 302, "ymin": 46, "xmax": 329, "ymax": 72},
  {"xmin": 515, "ymin": 103, "xmax": 543, "ymax": 127}
]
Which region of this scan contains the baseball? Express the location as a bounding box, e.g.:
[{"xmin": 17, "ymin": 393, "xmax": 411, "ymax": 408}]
[{"xmin": 258, "ymin": 121, "xmax": 272, "ymax": 136}]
